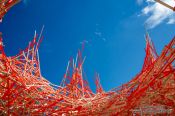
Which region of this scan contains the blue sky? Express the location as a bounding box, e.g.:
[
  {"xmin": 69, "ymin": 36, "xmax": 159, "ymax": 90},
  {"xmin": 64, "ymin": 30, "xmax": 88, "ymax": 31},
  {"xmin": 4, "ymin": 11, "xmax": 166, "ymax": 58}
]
[{"xmin": 0, "ymin": 0, "xmax": 175, "ymax": 92}]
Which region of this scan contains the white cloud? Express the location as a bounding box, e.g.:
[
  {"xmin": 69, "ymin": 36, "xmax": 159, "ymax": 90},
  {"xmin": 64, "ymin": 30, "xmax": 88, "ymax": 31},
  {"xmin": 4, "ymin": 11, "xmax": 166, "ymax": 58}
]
[
  {"xmin": 167, "ymin": 17, "xmax": 175, "ymax": 24},
  {"xmin": 137, "ymin": 0, "xmax": 144, "ymax": 5},
  {"xmin": 141, "ymin": 0, "xmax": 175, "ymax": 29}
]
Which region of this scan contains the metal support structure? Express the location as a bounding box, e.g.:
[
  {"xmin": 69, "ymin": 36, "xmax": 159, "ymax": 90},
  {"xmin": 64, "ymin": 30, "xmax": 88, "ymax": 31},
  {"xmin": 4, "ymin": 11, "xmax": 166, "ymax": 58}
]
[
  {"xmin": 0, "ymin": 31, "xmax": 174, "ymax": 115},
  {"xmin": 0, "ymin": 0, "xmax": 175, "ymax": 115}
]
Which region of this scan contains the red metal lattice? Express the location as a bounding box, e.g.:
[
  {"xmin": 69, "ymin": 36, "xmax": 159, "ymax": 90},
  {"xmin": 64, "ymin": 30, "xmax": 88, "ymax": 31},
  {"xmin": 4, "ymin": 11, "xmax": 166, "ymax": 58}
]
[
  {"xmin": 0, "ymin": 0, "xmax": 175, "ymax": 115},
  {"xmin": 0, "ymin": 31, "xmax": 174, "ymax": 115}
]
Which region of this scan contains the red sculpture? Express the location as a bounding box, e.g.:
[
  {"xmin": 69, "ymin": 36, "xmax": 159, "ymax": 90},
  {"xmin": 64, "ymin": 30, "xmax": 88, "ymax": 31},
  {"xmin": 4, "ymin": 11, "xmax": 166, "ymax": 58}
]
[{"xmin": 0, "ymin": 0, "xmax": 175, "ymax": 115}]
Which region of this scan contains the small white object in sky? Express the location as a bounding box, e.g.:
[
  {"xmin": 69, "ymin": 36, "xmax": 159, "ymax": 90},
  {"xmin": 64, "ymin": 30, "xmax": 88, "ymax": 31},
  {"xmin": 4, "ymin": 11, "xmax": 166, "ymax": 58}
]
[
  {"xmin": 94, "ymin": 32, "xmax": 102, "ymax": 37},
  {"xmin": 80, "ymin": 40, "xmax": 89, "ymax": 45}
]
